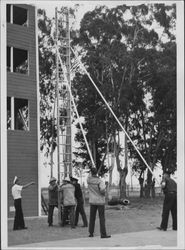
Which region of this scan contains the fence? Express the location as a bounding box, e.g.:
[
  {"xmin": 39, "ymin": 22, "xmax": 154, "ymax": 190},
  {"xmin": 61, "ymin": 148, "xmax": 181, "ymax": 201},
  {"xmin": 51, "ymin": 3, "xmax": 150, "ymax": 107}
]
[{"xmin": 41, "ymin": 185, "xmax": 163, "ymax": 209}]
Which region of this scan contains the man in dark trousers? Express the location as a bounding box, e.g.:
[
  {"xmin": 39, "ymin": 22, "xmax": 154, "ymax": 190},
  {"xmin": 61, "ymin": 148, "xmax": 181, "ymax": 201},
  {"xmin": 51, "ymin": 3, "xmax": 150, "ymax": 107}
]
[
  {"xmin": 48, "ymin": 177, "xmax": 58, "ymax": 226},
  {"xmin": 157, "ymin": 168, "xmax": 177, "ymax": 231},
  {"xmin": 12, "ymin": 176, "xmax": 35, "ymax": 230},
  {"xmin": 70, "ymin": 176, "xmax": 88, "ymax": 227},
  {"xmin": 87, "ymin": 168, "xmax": 111, "ymax": 239}
]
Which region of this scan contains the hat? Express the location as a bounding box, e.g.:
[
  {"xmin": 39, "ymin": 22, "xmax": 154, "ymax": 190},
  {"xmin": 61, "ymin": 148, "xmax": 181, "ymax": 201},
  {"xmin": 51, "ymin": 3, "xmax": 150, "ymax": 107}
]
[
  {"xmin": 49, "ymin": 177, "xmax": 56, "ymax": 183},
  {"xmin": 91, "ymin": 168, "xmax": 97, "ymax": 176},
  {"xmin": 63, "ymin": 176, "xmax": 71, "ymax": 182},
  {"xmin": 164, "ymin": 168, "xmax": 172, "ymax": 174},
  {"xmin": 70, "ymin": 176, "xmax": 78, "ymax": 182},
  {"xmin": 13, "ymin": 176, "xmax": 18, "ymax": 184}
]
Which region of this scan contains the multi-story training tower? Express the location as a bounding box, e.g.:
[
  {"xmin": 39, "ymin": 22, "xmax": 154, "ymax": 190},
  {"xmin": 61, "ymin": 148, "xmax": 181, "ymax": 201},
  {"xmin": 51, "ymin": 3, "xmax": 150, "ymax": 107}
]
[{"xmin": 6, "ymin": 4, "xmax": 39, "ymax": 217}]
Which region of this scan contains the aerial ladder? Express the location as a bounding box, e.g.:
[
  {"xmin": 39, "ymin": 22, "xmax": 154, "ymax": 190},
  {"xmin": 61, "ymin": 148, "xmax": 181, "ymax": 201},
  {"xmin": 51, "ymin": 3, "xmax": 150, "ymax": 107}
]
[{"xmin": 55, "ymin": 7, "xmax": 72, "ymax": 224}]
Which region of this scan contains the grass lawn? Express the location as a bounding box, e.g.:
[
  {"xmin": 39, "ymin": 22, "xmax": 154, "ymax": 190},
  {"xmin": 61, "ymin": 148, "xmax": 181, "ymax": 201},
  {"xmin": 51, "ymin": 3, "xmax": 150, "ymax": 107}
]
[{"xmin": 8, "ymin": 196, "xmax": 171, "ymax": 246}]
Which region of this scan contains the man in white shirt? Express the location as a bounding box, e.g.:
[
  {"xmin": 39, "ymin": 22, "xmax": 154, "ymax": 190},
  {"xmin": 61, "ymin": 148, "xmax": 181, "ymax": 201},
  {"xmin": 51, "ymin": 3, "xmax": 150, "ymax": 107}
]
[{"xmin": 12, "ymin": 176, "xmax": 35, "ymax": 230}]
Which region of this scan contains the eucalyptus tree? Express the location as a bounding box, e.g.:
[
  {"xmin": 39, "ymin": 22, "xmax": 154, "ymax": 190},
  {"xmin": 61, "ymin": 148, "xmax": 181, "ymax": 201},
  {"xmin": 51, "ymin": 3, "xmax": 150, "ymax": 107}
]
[
  {"xmin": 72, "ymin": 4, "xmax": 156, "ymax": 198},
  {"xmin": 72, "ymin": 3, "xmax": 176, "ymax": 198},
  {"xmin": 38, "ymin": 3, "xmax": 176, "ymax": 199},
  {"xmin": 127, "ymin": 4, "xmax": 176, "ymax": 197},
  {"xmin": 38, "ymin": 9, "xmax": 57, "ymax": 158}
]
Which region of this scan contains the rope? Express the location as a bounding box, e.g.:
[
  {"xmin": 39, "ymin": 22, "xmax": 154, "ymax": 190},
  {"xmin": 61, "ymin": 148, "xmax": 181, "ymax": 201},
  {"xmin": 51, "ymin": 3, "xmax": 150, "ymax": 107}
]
[{"xmin": 70, "ymin": 47, "xmax": 159, "ymax": 183}]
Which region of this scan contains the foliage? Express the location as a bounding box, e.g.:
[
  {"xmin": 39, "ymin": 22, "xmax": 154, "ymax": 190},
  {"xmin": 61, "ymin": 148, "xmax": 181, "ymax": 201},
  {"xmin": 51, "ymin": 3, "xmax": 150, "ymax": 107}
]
[
  {"xmin": 71, "ymin": 3, "xmax": 176, "ymax": 184},
  {"xmin": 38, "ymin": 4, "xmax": 177, "ymax": 191}
]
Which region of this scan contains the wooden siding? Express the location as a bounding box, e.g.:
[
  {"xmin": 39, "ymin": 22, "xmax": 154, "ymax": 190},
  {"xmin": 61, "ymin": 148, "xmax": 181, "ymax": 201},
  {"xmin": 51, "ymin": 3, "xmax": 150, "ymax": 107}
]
[{"xmin": 7, "ymin": 4, "xmax": 39, "ymax": 217}]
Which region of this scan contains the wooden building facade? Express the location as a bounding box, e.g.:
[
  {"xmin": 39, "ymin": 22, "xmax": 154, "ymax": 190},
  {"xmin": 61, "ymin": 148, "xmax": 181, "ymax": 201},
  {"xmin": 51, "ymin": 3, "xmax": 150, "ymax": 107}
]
[{"xmin": 6, "ymin": 4, "xmax": 39, "ymax": 217}]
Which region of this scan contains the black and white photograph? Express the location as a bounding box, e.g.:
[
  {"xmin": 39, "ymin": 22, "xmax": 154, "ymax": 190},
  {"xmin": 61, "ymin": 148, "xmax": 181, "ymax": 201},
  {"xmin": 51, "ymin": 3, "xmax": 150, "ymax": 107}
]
[{"xmin": 0, "ymin": 0, "xmax": 184, "ymax": 249}]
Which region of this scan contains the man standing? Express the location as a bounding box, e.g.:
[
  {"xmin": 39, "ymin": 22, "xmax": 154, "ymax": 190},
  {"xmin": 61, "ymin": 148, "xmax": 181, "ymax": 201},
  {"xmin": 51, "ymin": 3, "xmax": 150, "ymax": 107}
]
[
  {"xmin": 87, "ymin": 168, "xmax": 111, "ymax": 238},
  {"xmin": 157, "ymin": 168, "xmax": 177, "ymax": 231},
  {"xmin": 12, "ymin": 176, "xmax": 35, "ymax": 230},
  {"xmin": 70, "ymin": 176, "xmax": 88, "ymax": 227},
  {"xmin": 60, "ymin": 176, "xmax": 76, "ymax": 228},
  {"xmin": 48, "ymin": 177, "xmax": 58, "ymax": 227}
]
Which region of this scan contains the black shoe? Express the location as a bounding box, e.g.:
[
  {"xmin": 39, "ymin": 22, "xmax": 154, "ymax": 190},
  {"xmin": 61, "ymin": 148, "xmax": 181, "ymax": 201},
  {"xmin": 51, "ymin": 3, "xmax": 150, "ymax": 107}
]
[
  {"xmin": 173, "ymin": 228, "xmax": 177, "ymax": 231},
  {"xmin": 156, "ymin": 227, "xmax": 166, "ymax": 231},
  {"xmin": 89, "ymin": 234, "xmax": 94, "ymax": 237},
  {"xmin": 71, "ymin": 226, "xmax": 76, "ymax": 229},
  {"xmin": 101, "ymin": 235, "xmax": 111, "ymax": 238}
]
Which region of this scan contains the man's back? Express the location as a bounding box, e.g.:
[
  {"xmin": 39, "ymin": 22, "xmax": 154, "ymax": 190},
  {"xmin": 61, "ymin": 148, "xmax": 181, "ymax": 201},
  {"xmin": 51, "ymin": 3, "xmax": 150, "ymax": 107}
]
[
  {"xmin": 87, "ymin": 176, "xmax": 105, "ymax": 205},
  {"xmin": 163, "ymin": 177, "xmax": 177, "ymax": 193},
  {"xmin": 61, "ymin": 183, "xmax": 76, "ymax": 206}
]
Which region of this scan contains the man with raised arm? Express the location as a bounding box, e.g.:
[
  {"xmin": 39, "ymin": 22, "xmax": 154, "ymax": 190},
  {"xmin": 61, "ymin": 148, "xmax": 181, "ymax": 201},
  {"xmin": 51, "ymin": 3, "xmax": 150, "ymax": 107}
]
[{"xmin": 12, "ymin": 176, "xmax": 35, "ymax": 230}]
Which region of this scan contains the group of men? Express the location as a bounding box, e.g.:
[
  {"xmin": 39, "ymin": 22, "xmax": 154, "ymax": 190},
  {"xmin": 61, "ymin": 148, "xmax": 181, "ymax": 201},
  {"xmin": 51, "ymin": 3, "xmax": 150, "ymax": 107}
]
[
  {"xmin": 48, "ymin": 168, "xmax": 111, "ymax": 238},
  {"xmin": 11, "ymin": 167, "xmax": 177, "ymax": 238},
  {"xmin": 48, "ymin": 175, "xmax": 88, "ymax": 229}
]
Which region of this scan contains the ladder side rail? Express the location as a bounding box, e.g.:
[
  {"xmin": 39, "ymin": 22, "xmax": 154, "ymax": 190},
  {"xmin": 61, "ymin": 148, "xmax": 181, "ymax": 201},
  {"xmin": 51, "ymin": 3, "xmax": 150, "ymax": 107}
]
[
  {"xmin": 55, "ymin": 7, "xmax": 62, "ymax": 225},
  {"xmin": 58, "ymin": 51, "xmax": 95, "ymax": 168}
]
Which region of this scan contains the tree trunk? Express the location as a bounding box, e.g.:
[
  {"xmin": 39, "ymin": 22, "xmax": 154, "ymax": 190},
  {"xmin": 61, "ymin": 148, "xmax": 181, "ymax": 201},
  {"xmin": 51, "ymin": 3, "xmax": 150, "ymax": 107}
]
[
  {"xmin": 145, "ymin": 169, "xmax": 152, "ymax": 198},
  {"xmin": 115, "ymin": 134, "xmax": 128, "ymax": 200},
  {"xmin": 151, "ymin": 178, "xmax": 156, "ymax": 198},
  {"xmin": 118, "ymin": 168, "xmax": 128, "ymax": 199},
  {"xmin": 109, "ymin": 153, "xmax": 114, "ymax": 186},
  {"xmin": 138, "ymin": 171, "xmax": 144, "ymax": 198}
]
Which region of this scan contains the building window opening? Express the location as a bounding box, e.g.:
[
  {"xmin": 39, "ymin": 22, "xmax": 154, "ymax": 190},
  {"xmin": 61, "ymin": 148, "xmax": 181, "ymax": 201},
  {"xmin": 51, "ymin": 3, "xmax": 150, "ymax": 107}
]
[
  {"xmin": 14, "ymin": 98, "xmax": 29, "ymax": 130},
  {"xmin": 7, "ymin": 46, "xmax": 11, "ymax": 72},
  {"xmin": 7, "ymin": 46, "xmax": 28, "ymax": 74},
  {"xmin": 7, "ymin": 4, "xmax": 28, "ymax": 26},
  {"xmin": 6, "ymin": 4, "xmax": 11, "ymax": 23},
  {"xmin": 7, "ymin": 97, "xmax": 29, "ymax": 131},
  {"xmin": 13, "ymin": 48, "xmax": 28, "ymax": 73},
  {"xmin": 13, "ymin": 6, "xmax": 28, "ymax": 26},
  {"xmin": 7, "ymin": 97, "xmax": 11, "ymax": 129}
]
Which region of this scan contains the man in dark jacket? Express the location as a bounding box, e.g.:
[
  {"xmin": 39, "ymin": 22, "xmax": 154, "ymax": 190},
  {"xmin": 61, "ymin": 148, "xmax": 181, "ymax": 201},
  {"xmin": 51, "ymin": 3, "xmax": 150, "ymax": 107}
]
[
  {"xmin": 70, "ymin": 176, "xmax": 88, "ymax": 227},
  {"xmin": 48, "ymin": 177, "xmax": 58, "ymax": 226},
  {"xmin": 87, "ymin": 168, "xmax": 111, "ymax": 239},
  {"xmin": 157, "ymin": 168, "xmax": 177, "ymax": 231}
]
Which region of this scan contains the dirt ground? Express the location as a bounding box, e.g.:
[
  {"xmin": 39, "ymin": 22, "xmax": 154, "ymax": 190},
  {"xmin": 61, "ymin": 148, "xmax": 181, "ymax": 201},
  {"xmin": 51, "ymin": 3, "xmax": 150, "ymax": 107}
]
[{"xmin": 8, "ymin": 196, "xmax": 172, "ymax": 247}]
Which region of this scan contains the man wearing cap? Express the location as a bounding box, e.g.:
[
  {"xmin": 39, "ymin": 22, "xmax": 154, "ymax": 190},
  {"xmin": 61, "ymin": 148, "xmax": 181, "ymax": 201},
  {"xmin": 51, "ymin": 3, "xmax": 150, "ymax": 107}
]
[
  {"xmin": 87, "ymin": 168, "xmax": 111, "ymax": 238},
  {"xmin": 48, "ymin": 177, "xmax": 58, "ymax": 227},
  {"xmin": 12, "ymin": 176, "xmax": 35, "ymax": 230},
  {"xmin": 70, "ymin": 176, "xmax": 88, "ymax": 227},
  {"xmin": 59, "ymin": 176, "xmax": 76, "ymax": 228},
  {"xmin": 157, "ymin": 168, "xmax": 177, "ymax": 231}
]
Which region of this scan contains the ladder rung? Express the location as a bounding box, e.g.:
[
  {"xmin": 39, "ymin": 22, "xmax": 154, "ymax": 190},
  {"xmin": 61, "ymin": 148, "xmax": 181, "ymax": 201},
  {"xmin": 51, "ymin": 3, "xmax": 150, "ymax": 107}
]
[
  {"xmin": 59, "ymin": 163, "xmax": 72, "ymax": 165},
  {"xmin": 59, "ymin": 135, "xmax": 71, "ymax": 137},
  {"xmin": 59, "ymin": 144, "xmax": 71, "ymax": 146},
  {"xmin": 59, "ymin": 152, "xmax": 71, "ymax": 155},
  {"xmin": 59, "ymin": 44, "xmax": 70, "ymax": 48},
  {"xmin": 58, "ymin": 53, "xmax": 68, "ymax": 57},
  {"xmin": 58, "ymin": 36, "xmax": 68, "ymax": 40}
]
